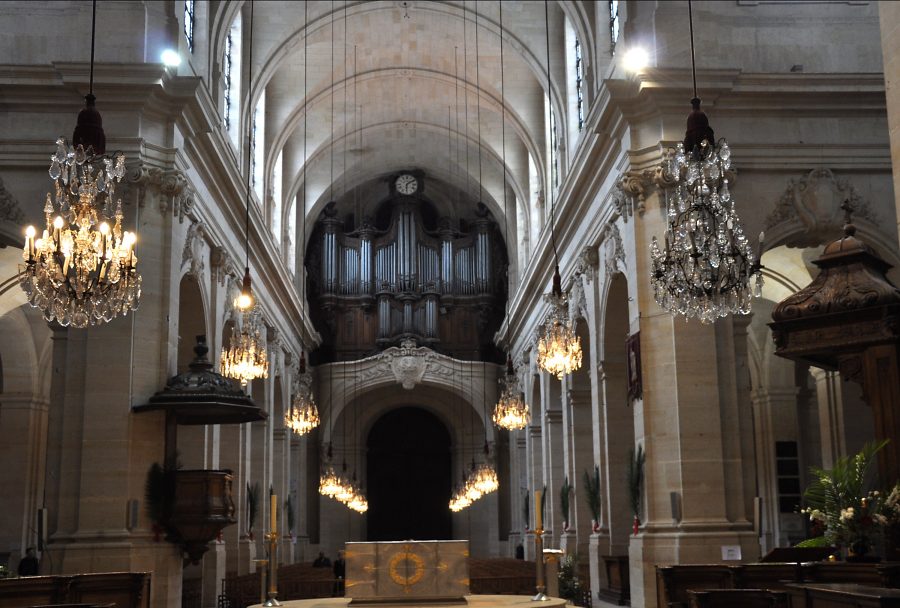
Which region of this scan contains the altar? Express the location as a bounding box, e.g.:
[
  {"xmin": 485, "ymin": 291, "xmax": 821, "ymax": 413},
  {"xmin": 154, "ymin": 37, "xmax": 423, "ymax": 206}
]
[{"xmin": 345, "ymin": 540, "xmax": 469, "ymax": 603}]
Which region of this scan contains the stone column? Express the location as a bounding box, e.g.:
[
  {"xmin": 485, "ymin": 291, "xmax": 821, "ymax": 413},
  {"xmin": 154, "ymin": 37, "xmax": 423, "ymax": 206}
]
[
  {"xmin": 568, "ymin": 386, "xmax": 594, "ymax": 558},
  {"xmin": 541, "ymin": 375, "xmax": 566, "ymax": 550},
  {"xmin": 750, "ymin": 387, "xmax": 799, "ymax": 552},
  {"xmin": 526, "ymin": 421, "xmax": 543, "ymax": 561},
  {"xmin": 811, "ymin": 367, "xmax": 845, "ymax": 469}
]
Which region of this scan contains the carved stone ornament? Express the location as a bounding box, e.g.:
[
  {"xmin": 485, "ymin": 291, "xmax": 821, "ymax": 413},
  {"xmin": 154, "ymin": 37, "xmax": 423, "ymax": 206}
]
[
  {"xmin": 603, "ymin": 222, "xmax": 626, "ymax": 277},
  {"xmin": 568, "ymin": 276, "xmax": 589, "ymax": 324},
  {"xmin": 617, "ymin": 171, "xmax": 647, "ymax": 217},
  {"xmin": 210, "ymin": 245, "xmax": 234, "ymax": 286},
  {"xmin": 765, "ymin": 169, "xmax": 875, "ymax": 247},
  {"xmin": 181, "ymin": 221, "xmax": 207, "ymax": 279},
  {"xmin": 573, "ymin": 246, "xmax": 599, "ymax": 284},
  {"xmin": 0, "ymin": 176, "xmax": 25, "ymax": 223},
  {"xmin": 125, "ymin": 164, "xmax": 189, "ymax": 215}
]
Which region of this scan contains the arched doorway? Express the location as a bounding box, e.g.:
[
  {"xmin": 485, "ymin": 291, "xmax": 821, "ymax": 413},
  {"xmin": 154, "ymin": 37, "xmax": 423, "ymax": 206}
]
[{"xmin": 367, "ymin": 407, "xmax": 452, "ymax": 541}]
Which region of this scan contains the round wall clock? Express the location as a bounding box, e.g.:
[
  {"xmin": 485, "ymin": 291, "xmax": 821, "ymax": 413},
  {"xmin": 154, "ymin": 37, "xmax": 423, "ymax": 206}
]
[{"xmin": 395, "ymin": 174, "xmax": 418, "ymax": 195}]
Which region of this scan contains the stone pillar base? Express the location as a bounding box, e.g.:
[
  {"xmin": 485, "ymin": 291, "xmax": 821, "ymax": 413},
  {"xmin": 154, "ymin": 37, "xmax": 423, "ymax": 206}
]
[
  {"xmin": 559, "ymin": 531, "xmax": 577, "ymax": 555},
  {"xmin": 629, "ymin": 526, "xmax": 759, "ymax": 608},
  {"xmin": 238, "ymin": 537, "xmax": 257, "ymax": 576},
  {"xmin": 588, "ymin": 532, "xmax": 609, "ymax": 602},
  {"xmin": 202, "ymin": 539, "xmax": 226, "ymax": 608}
]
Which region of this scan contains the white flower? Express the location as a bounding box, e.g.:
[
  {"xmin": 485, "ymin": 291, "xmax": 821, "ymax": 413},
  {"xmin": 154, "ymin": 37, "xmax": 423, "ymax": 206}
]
[
  {"xmin": 874, "ymin": 514, "xmax": 889, "ymax": 526},
  {"xmin": 840, "ymin": 507, "xmax": 855, "ymax": 522},
  {"xmin": 808, "ymin": 509, "xmax": 826, "ymax": 523}
]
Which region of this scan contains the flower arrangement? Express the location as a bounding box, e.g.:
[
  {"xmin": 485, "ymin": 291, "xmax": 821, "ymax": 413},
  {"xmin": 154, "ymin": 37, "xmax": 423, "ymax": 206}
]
[{"xmin": 798, "ymin": 440, "xmax": 890, "ymax": 557}]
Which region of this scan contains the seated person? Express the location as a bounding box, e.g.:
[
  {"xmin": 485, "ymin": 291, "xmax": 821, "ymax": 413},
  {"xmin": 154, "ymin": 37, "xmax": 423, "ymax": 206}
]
[
  {"xmin": 313, "ymin": 551, "xmax": 332, "ymax": 568},
  {"xmin": 17, "ymin": 548, "xmax": 39, "ymax": 577}
]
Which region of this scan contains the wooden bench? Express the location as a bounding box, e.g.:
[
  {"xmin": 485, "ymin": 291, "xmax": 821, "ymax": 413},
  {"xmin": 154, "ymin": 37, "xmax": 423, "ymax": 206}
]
[
  {"xmin": 688, "ymin": 589, "xmax": 789, "ymax": 608},
  {"xmin": 785, "ymin": 582, "xmax": 900, "ymax": 608},
  {"xmin": 0, "ymin": 572, "xmax": 149, "ymax": 608}
]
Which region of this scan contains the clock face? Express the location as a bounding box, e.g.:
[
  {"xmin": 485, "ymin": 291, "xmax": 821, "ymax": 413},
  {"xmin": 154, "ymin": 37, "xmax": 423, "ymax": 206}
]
[{"xmin": 395, "ymin": 174, "xmax": 418, "ymax": 195}]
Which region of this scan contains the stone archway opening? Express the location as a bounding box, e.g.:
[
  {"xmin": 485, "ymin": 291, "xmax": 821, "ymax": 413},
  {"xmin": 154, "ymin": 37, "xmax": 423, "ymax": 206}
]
[{"xmin": 366, "ymin": 406, "xmax": 452, "ymax": 541}]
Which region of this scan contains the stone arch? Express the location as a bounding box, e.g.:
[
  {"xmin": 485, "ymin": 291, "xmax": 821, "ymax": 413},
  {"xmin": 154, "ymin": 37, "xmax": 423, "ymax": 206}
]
[{"xmin": 597, "ymin": 271, "xmax": 633, "ymax": 557}]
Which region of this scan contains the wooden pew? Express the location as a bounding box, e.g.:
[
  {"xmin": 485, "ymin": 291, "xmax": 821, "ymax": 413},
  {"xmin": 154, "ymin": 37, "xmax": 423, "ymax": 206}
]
[
  {"xmin": 785, "ymin": 582, "xmax": 900, "ymax": 608},
  {"xmin": 657, "ymin": 565, "xmax": 734, "ymax": 608},
  {"xmin": 0, "ymin": 572, "xmax": 150, "ymax": 608},
  {"xmin": 688, "ymin": 589, "xmax": 789, "ymax": 608}
]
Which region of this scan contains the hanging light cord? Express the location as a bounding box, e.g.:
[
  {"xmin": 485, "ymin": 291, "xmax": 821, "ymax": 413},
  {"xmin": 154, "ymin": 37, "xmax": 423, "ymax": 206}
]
[
  {"xmin": 499, "ymin": 1, "xmax": 511, "ymax": 343},
  {"xmin": 330, "ymin": 0, "xmax": 335, "ymax": 201},
  {"xmin": 688, "ymin": 0, "xmax": 698, "ymax": 100},
  {"xmin": 244, "ymin": 0, "xmax": 255, "ymax": 274},
  {"xmin": 301, "ymin": 0, "xmax": 309, "ymax": 275},
  {"xmin": 89, "ymin": 0, "xmax": 97, "ymax": 96},
  {"xmin": 474, "ymin": 4, "xmax": 483, "ymax": 199},
  {"xmin": 543, "ymin": 0, "xmax": 560, "ymax": 273}
]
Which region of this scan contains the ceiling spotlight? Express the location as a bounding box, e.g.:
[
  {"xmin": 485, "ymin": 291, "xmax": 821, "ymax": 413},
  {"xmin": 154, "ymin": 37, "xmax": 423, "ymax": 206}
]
[
  {"xmin": 161, "ymin": 49, "xmax": 182, "ymax": 67},
  {"xmin": 622, "ymin": 47, "xmax": 650, "ymax": 73}
]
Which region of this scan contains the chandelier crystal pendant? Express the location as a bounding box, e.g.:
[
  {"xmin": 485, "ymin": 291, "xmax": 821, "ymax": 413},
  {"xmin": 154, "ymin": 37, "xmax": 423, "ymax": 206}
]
[
  {"xmin": 537, "ymin": 267, "xmax": 583, "ymax": 379},
  {"xmin": 493, "ymin": 356, "xmax": 530, "ymax": 430},
  {"xmin": 19, "ymin": 0, "xmax": 141, "ymax": 328},
  {"xmin": 220, "ymin": 304, "xmax": 268, "ymax": 386},
  {"xmin": 285, "ymin": 352, "xmax": 319, "ymax": 434},
  {"xmin": 649, "ymin": 1, "xmax": 763, "ymax": 324}
]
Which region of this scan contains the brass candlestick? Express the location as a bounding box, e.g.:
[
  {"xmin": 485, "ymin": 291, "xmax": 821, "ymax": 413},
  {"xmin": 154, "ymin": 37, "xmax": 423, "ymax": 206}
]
[
  {"xmin": 262, "ymin": 532, "xmax": 280, "ymax": 606},
  {"xmin": 254, "ymin": 559, "xmax": 268, "ymax": 606},
  {"xmin": 532, "ymin": 526, "xmax": 548, "ymax": 601}
]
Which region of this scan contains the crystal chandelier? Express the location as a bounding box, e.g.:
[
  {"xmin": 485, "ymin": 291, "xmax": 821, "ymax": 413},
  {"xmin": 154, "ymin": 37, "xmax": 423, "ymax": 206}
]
[
  {"xmin": 649, "ymin": 2, "xmax": 762, "ymax": 324},
  {"xmin": 220, "ymin": 305, "xmax": 268, "ymax": 386},
  {"xmin": 493, "ymin": 356, "xmax": 530, "ymax": 430},
  {"xmin": 318, "ymin": 464, "xmax": 343, "ymax": 498},
  {"xmin": 472, "ymin": 462, "xmax": 499, "ymax": 495},
  {"xmin": 20, "ymin": 141, "xmax": 140, "ymax": 328},
  {"xmin": 537, "ymin": 268, "xmax": 583, "ymax": 379},
  {"xmin": 19, "ymin": 1, "xmax": 141, "ymax": 328},
  {"xmin": 285, "ymin": 352, "xmax": 319, "ymax": 434}
]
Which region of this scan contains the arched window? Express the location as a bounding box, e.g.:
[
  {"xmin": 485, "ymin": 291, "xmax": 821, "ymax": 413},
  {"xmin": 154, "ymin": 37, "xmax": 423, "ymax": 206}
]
[
  {"xmin": 184, "ymin": 0, "xmax": 195, "ymax": 53},
  {"xmin": 223, "ymin": 13, "xmax": 242, "ymax": 145},
  {"xmin": 565, "ymin": 18, "xmax": 585, "ymax": 145},
  {"xmin": 272, "ymin": 150, "xmax": 283, "ymax": 243},
  {"xmin": 528, "ymin": 153, "xmax": 541, "ymax": 246},
  {"xmin": 609, "ymin": 1, "xmax": 621, "ymax": 54},
  {"xmin": 286, "ymin": 195, "xmax": 297, "ymax": 275},
  {"xmin": 547, "ymin": 102, "xmax": 560, "ymax": 191},
  {"xmin": 251, "ymin": 91, "xmax": 265, "ymax": 203}
]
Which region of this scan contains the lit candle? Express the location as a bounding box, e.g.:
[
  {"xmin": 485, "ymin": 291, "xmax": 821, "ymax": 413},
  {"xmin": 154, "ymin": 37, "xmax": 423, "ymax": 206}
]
[
  {"xmin": 535, "ymin": 490, "xmax": 542, "ymax": 530},
  {"xmin": 271, "ymin": 493, "xmax": 277, "ymax": 533}
]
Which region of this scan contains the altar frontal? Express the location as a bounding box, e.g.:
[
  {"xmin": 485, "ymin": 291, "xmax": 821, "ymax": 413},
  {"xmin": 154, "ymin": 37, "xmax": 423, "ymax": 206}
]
[{"xmin": 345, "ymin": 540, "xmax": 469, "ymax": 603}]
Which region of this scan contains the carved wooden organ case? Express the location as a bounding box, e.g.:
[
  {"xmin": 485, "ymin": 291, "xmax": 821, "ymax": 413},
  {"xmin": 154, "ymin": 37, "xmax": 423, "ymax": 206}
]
[{"xmin": 307, "ymin": 191, "xmax": 507, "ymax": 363}]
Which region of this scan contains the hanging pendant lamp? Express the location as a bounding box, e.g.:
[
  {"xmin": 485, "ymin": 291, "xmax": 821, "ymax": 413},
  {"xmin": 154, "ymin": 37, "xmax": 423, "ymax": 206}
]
[
  {"xmin": 649, "ymin": 0, "xmax": 764, "ymax": 323},
  {"xmin": 492, "ymin": 2, "xmax": 530, "ymax": 429},
  {"xmin": 19, "ymin": 0, "xmax": 141, "ymax": 328},
  {"xmin": 285, "ymin": 351, "xmax": 320, "ymax": 434},
  {"xmin": 536, "ymin": 0, "xmax": 582, "ymax": 379},
  {"xmin": 221, "ymin": 0, "xmax": 268, "ymax": 385}
]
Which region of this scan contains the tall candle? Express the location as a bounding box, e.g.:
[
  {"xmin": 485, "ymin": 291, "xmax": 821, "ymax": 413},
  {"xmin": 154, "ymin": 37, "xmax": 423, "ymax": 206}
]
[
  {"xmin": 271, "ymin": 493, "xmax": 277, "ymax": 533},
  {"xmin": 535, "ymin": 490, "xmax": 542, "ymax": 530}
]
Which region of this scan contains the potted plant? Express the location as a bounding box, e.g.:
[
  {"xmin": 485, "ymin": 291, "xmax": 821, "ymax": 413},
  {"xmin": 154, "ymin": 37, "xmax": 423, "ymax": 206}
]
[
  {"xmin": 145, "ymin": 461, "xmax": 177, "ymax": 542},
  {"xmin": 246, "ymin": 481, "xmax": 260, "ymax": 541},
  {"xmin": 799, "ymin": 440, "xmax": 889, "ymax": 560},
  {"xmin": 627, "ymin": 445, "xmax": 645, "ymax": 535},
  {"xmin": 560, "ymin": 477, "xmax": 571, "ymax": 532},
  {"xmin": 583, "ymin": 466, "xmax": 601, "ymax": 532},
  {"xmin": 285, "ymin": 494, "xmax": 295, "ymax": 540}
]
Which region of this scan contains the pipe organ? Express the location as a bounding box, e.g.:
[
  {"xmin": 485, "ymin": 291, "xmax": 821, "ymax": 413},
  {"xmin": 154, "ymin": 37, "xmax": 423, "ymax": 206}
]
[{"xmin": 307, "ymin": 188, "xmax": 507, "ymax": 362}]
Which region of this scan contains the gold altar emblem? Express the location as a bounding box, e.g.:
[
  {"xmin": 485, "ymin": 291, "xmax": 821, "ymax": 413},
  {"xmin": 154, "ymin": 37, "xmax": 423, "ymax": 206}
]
[
  {"xmin": 346, "ymin": 540, "xmax": 469, "ymax": 604},
  {"xmin": 388, "ymin": 545, "xmax": 426, "ymax": 591}
]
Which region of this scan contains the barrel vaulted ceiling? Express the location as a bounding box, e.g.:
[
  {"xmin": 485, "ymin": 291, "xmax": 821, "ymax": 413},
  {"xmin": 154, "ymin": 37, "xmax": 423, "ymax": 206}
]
[{"xmin": 211, "ymin": 0, "xmax": 590, "ymax": 233}]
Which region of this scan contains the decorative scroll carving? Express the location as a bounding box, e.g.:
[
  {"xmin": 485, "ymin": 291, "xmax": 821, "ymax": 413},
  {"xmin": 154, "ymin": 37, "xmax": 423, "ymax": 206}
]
[
  {"xmin": 617, "ymin": 171, "xmax": 648, "ymax": 216},
  {"xmin": 568, "ymin": 277, "xmax": 589, "ymax": 324},
  {"xmin": 573, "ymin": 246, "xmax": 599, "ymax": 284},
  {"xmin": 124, "ymin": 164, "xmax": 188, "ymax": 213},
  {"xmin": 0, "ymin": 177, "xmax": 25, "ymax": 223},
  {"xmin": 765, "ymin": 169, "xmax": 875, "ymax": 246},
  {"xmin": 210, "ymin": 245, "xmax": 234, "ymax": 286}
]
